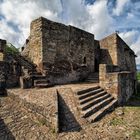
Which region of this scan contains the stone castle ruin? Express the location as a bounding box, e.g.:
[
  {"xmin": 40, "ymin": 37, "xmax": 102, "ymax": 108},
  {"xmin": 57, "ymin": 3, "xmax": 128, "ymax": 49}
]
[{"xmin": 0, "ymin": 17, "xmax": 137, "ymax": 106}]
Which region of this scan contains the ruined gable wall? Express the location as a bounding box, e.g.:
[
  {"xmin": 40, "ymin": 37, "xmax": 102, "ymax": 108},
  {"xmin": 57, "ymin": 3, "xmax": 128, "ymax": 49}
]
[
  {"xmin": 116, "ymin": 35, "xmax": 136, "ymax": 72},
  {"xmin": 99, "ymin": 33, "xmax": 118, "ymax": 65}
]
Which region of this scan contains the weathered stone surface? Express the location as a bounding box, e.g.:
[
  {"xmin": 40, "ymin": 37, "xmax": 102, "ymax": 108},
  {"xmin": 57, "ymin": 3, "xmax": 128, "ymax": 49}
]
[
  {"xmin": 20, "ymin": 76, "xmax": 32, "ymax": 89},
  {"xmin": 0, "ymin": 61, "xmax": 7, "ymax": 96},
  {"xmin": 99, "ymin": 64, "xmax": 135, "ymax": 103},
  {"xmin": 0, "ymin": 17, "xmax": 137, "ymax": 104},
  {"xmin": 21, "ymin": 17, "xmax": 96, "ymax": 84}
]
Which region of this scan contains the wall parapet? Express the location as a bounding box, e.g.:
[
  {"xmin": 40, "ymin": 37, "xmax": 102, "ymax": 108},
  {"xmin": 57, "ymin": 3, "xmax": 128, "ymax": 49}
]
[{"xmin": 99, "ymin": 64, "xmax": 135, "ymax": 104}]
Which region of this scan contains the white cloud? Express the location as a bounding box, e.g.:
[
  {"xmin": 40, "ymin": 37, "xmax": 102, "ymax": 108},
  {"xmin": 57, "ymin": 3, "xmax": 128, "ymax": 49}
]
[
  {"xmin": 113, "ymin": 0, "xmax": 129, "ymax": 16},
  {"xmin": 0, "ymin": 0, "xmax": 62, "ymax": 47},
  {"xmin": 86, "ymin": 0, "xmax": 114, "ymax": 39},
  {"xmin": 119, "ymin": 30, "xmax": 139, "ymax": 46},
  {"xmin": 0, "ymin": 18, "xmax": 22, "ymax": 46}
]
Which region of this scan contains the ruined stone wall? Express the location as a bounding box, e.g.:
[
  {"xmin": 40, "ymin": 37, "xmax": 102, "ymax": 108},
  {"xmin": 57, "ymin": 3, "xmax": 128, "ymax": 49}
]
[
  {"xmin": 22, "ymin": 17, "xmax": 96, "ymax": 75},
  {"xmin": 99, "ymin": 33, "xmax": 118, "ymax": 65},
  {"xmin": 118, "ymin": 72, "xmax": 134, "ymax": 104},
  {"xmin": 116, "ymin": 35, "xmax": 136, "ymax": 72},
  {"xmin": 21, "ymin": 18, "xmax": 43, "ymax": 67},
  {"xmin": 99, "ymin": 64, "xmax": 135, "ymax": 104},
  {"xmin": 41, "ymin": 18, "xmax": 95, "ymax": 72},
  {"xmin": 0, "ymin": 39, "xmax": 6, "ymax": 61},
  {"xmin": 41, "ymin": 18, "xmax": 69, "ymax": 69},
  {"xmin": 40, "ymin": 18, "xmax": 95, "ymax": 83},
  {"xmin": 99, "ymin": 64, "xmax": 119, "ymax": 98},
  {"xmin": 69, "ymin": 26, "xmax": 95, "ymax": 72}
]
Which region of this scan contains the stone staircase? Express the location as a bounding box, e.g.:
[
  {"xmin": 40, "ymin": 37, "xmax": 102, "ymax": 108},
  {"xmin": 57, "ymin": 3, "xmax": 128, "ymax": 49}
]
[
  {"xmin": 29, "ymin": 71, "xmax": 53, "ymax": 88},
  {"xmin": 11, "ymin": 53, "xmax": 36, "ymax": 70},
  {"xmin": 9, "ymin": 53, "xmax": 51, "ymax": 88},
  {"xmin": 76, "ymin": 86, "xmax": 118, "ymax": 122},
  {"xmin": 85, "ymin": 73, "xmax": 99, "ymax": 83}
]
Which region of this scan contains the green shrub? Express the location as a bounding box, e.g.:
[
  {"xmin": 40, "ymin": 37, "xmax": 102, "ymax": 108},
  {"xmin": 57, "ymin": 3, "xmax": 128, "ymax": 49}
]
[
  {"xmin": 137, "ymin": 72, "xmax": 140, "ymax": 81},
  {"xmin": 5, "ymin": 43, "xmax": 19, "ymax": 55}
]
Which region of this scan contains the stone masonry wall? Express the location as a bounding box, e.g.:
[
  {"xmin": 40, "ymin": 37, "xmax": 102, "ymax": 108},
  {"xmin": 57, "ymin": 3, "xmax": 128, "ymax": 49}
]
[
  {"xmin": 99, "ymin": 33, "xmax": 136, "ymax": 74},
  {"xmin": 69, "ymin": 26, "xmax": 95, "ymax": 72},
  {"xmin": 41, "ymin": 18, "xmax": 95, "ymax": 72},
  {"xmin": 118, "ymin": 72, "xmax": 134, "ymax": 104},
  {"xmin": 116, "ymin": 35, "xmax": 136, "ymax": 73},
  {"xmin": 99, "ymin": 64, "xmax": 135, "ymax": 104},
  {"xmin": 0, "ymin": 39, "xmax": 6, "ymax": 61},
  {"xmin": 99, "ymin": 33, "xmax": 118, "ymax": 65},
  {"xmin": 0, "ymin": 39, "xmax": 7, "ymax": 95},
  {"xmin": 21, "ymin": 17, "xmax": 96, "ymax": 84},
  {"xmin": 42, "ymin": 18, "xmax": 69, "ymax": 67},
  {"xmin": 22, "ymin": 17, "xmax": 96, "ymax": 77},
  {"xmin": 21, "ymin": 18, "xmax": 43, "ymax": 68}
]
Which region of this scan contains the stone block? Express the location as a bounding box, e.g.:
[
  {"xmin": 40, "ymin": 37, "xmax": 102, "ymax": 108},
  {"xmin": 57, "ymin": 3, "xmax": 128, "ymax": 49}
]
[{"xmin": 20, "ymin": 76, "xmax": 33, "ymax": 89}]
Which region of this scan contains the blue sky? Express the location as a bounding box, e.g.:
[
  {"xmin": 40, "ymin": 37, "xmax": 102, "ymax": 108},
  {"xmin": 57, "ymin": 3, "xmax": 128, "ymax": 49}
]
[{"xmin": 0, "ymin": 0, "xmax": 140, "ymax": 64}]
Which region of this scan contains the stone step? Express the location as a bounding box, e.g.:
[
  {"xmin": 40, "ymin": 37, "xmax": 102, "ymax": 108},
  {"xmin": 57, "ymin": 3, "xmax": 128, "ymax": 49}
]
[
  {"xmin": 78, "ymin": 88, "xmax": 104, "ymax": 100},
  {"xmin": 86, "ymin": 77, "xmax": 99, "ymax": 80},
  {"xmin": 80, "ymin": 93, "xmax": 111, "ymax": 110},
  {"xmin": 88, "ymin": 99, "xmax": 118, "ymax": 122},
  {"xmin": 34, "ymin": 79, "xmax": 48, "ymax": 85},
  {"xmin": 82, "ymin": 96, "xmax": 114, "ymax": 118},
  {"xmin": 31, "ymin": 75, "xmax": 46, "ymax": 79},
  {"xmin": 85, "ymin": 80, "xmax": 99, "ymax": 83},
  {"xmin": 35, "ymin": 83, "xmax": 50, "ymax": 88},
  {"xmin": 77, "ymin": 86, "xmax": 100, "ymax": 95},
  {"xmin": 79, "ymin": 91, "xmax": 107, "ymax": 105},
  {"xmin": 29, "ymin": 71, "xmax": 42, "ymax": 75},
  {"xmin": 86, "ymin": 78, "xmax": 99, "ymax": 80},
  {"xmin": 87, "ymin": 75, "xmax": 99, "ymax": 78}
]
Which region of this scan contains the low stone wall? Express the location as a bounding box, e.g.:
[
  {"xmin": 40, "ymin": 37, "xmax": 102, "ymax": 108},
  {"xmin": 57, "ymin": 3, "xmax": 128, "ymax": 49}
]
[
  {"xmin": 99, "ymin": 64, "xmax": 135, "ymax": 104},
  {"xmin": 118, "ymin": 72, "xmax": 134, "ymax": 104},
  {"xmin": 0, "ymin": 61, "xmax": 7, "ymax": 95},
  {"xmin": 7, "ymin": 88, "xmax": 59, "ymax": 132}
]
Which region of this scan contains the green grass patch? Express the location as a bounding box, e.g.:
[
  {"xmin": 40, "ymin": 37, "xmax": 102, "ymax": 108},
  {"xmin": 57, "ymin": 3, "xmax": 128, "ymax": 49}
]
[
  {"xmin": 131, "ymin": 129, "xmax": 140, "ymax": 139},
  {"xmin": 110, "ymin": 118, "xmax": 126, "ymax": 126},
  {"xmin": 38, "ymin": 117, "xmax": 48, "ymax": 126},
  {"xmin": 137, "ymin": 72, "xmax": 140, "ymax": 81}
]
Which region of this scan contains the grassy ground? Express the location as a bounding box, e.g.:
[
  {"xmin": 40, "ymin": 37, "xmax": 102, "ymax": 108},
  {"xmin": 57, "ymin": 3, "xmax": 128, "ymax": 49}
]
[{"xmin": 109, "ymin": 84, "xmax": 140, "ymax": 140}]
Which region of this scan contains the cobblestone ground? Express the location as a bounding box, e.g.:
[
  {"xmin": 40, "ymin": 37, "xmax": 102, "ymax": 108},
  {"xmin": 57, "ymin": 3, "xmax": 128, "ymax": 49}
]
[
  {"xmin": 0, "ymin": 96, "xmax": 56, "ymax": 140},
  {"xmin": 0, "ymin": 87, "xmax": 140, "ymax": 140}
]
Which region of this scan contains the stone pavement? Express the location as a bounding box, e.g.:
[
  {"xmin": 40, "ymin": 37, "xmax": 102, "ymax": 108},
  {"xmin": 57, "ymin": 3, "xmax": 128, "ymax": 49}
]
[
  {"xmin": 0, "ymin": 96, "xmax": 56, "ymax": 140},
  {"xmin": 0, "ymin": 83, "xmax": 137, "ymax": 140}
]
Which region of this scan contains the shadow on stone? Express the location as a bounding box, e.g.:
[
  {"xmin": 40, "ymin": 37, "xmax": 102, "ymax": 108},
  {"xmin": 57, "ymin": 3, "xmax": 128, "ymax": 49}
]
[
  {"xmin": 123, "ymin": 83, "xmax": 140, "ymax": 107},
  {"xmin": 0, "ymin": 117, "xmax": 15, "ymax": 140},
  {"xmin": 58, "ymin": 94, "xmax": 82, "ymax": 133},
  {"xmin": 0, "ymin": 89, "xmax": 8, "ymax": 97}
]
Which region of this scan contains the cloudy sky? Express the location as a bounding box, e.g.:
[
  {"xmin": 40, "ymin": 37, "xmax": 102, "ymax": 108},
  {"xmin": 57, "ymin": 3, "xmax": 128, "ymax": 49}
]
[{"xmin": 0, "ymin": 0, "xmax": 140, "ymax": 64}]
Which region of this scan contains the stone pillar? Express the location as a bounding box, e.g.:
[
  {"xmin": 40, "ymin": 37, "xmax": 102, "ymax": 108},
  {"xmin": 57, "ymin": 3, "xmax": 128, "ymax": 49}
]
[{"xmin": 0, "ymin": 39, "xmax": 7, "ymax": 95}]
